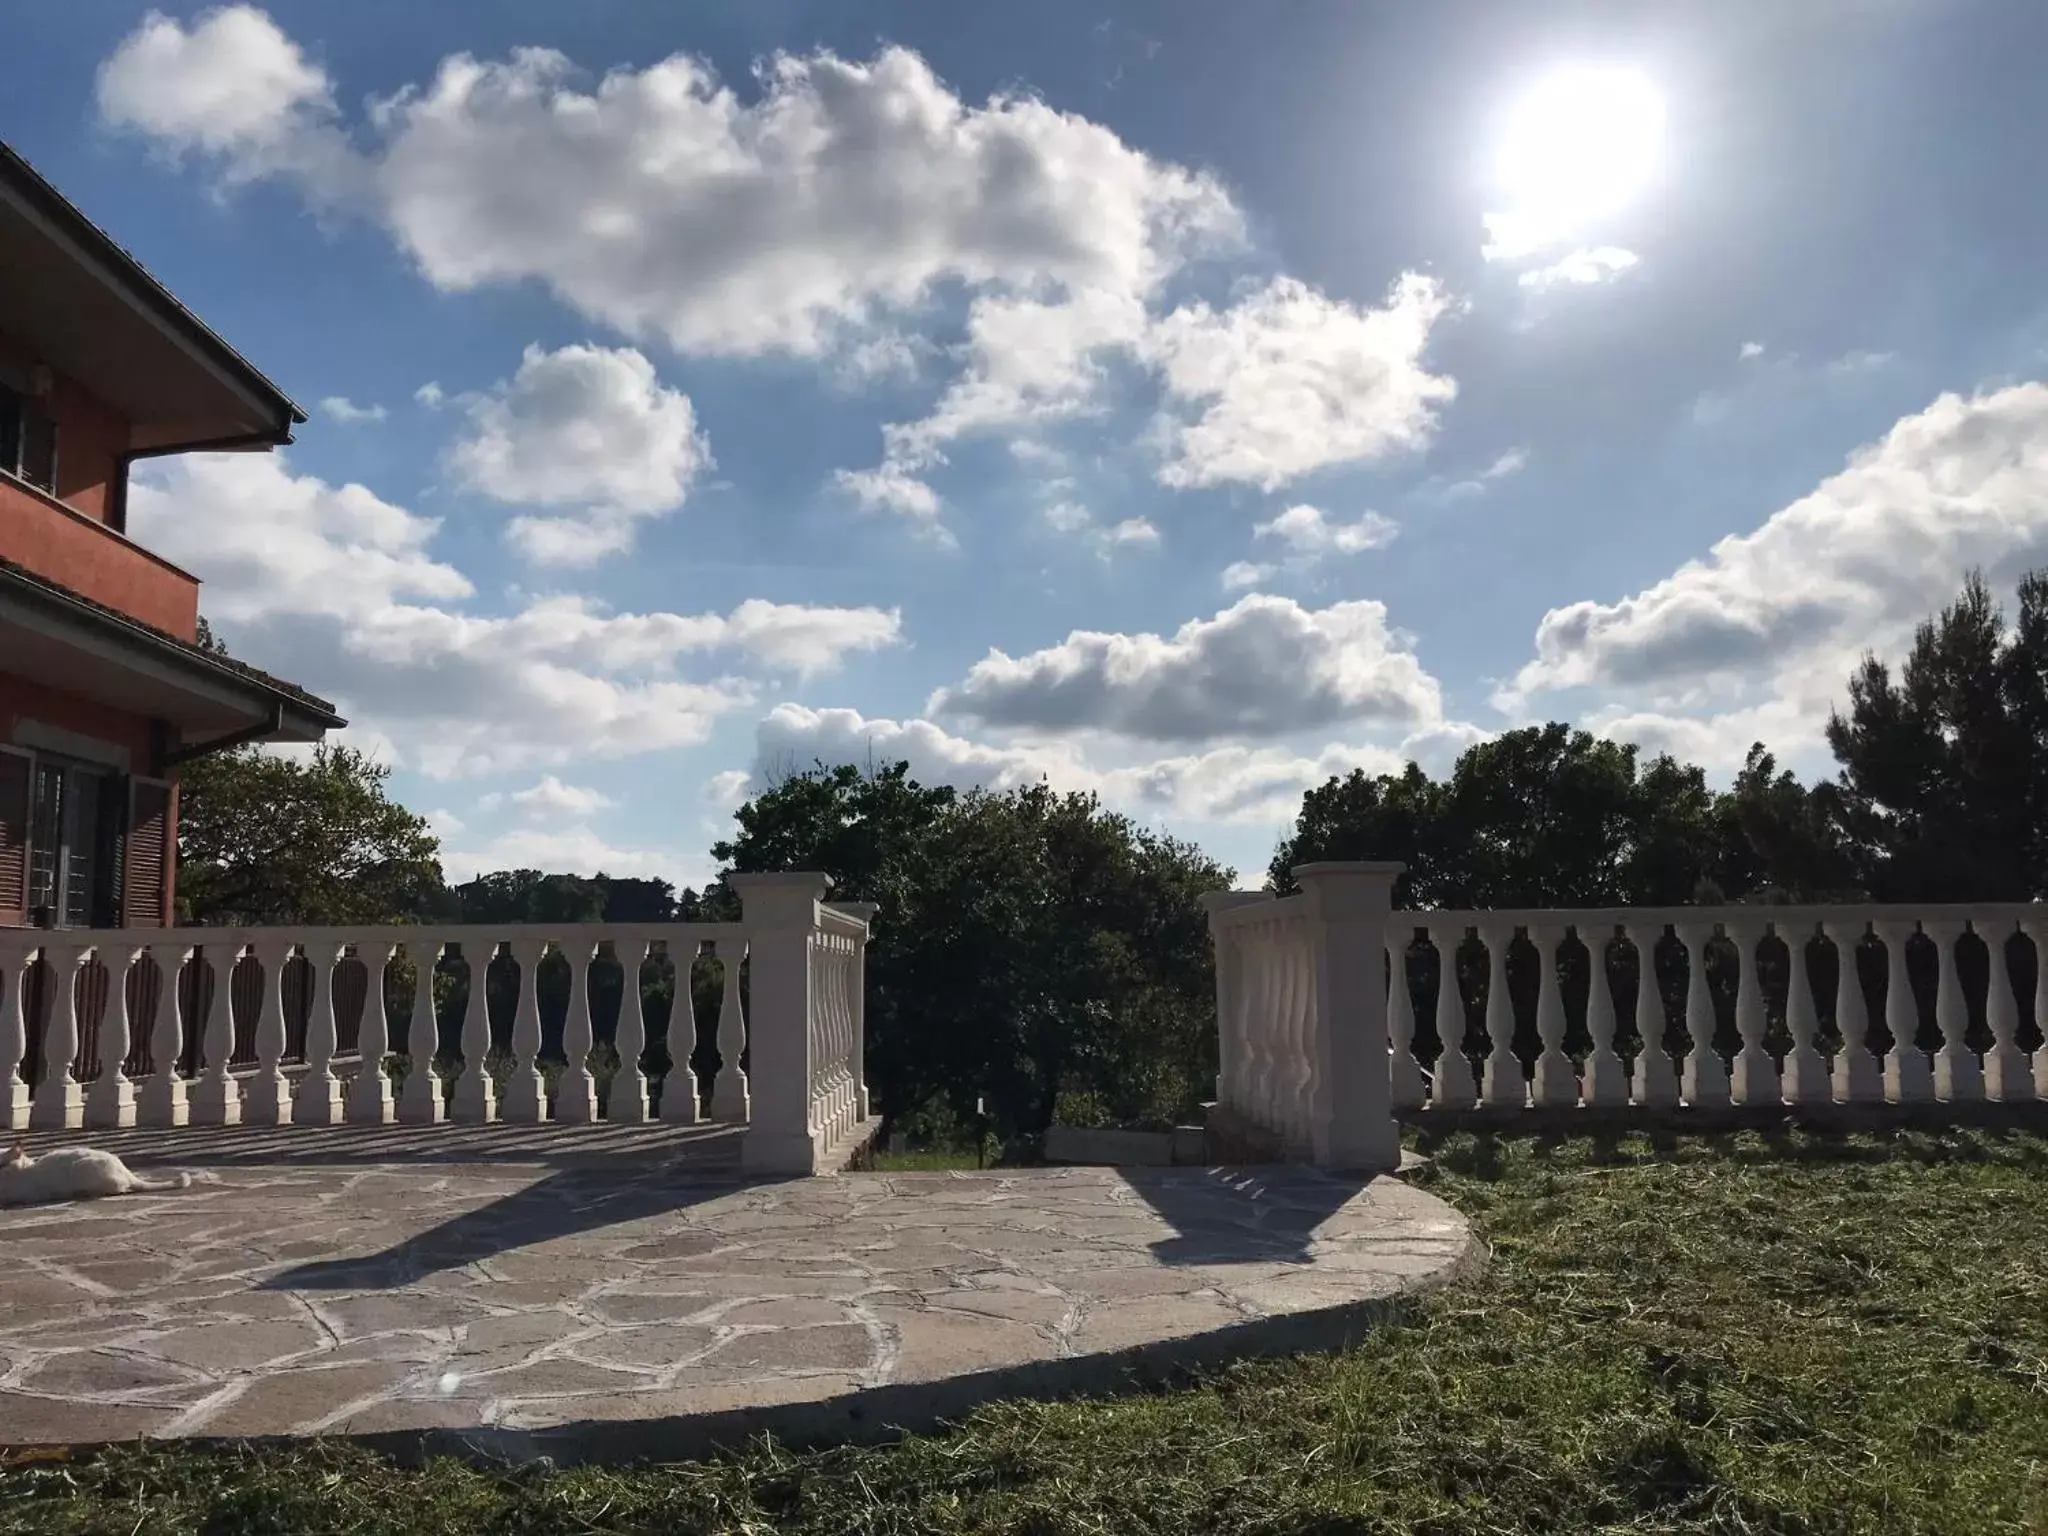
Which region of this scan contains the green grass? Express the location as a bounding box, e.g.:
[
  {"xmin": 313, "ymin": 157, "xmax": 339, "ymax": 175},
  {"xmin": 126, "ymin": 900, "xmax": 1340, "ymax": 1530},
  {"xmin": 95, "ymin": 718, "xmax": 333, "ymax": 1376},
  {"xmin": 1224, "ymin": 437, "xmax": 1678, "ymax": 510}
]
[{"xmin": 5, "ymin": 1127, "xmax": 2046, "ymax": 1534}]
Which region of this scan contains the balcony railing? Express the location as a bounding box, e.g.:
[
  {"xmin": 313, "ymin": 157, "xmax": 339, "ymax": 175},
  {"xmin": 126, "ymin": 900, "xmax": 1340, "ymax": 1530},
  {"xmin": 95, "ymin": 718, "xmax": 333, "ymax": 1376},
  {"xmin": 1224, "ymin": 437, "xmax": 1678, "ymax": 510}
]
[
  {"xmin": 1206, "ymin": 863, "xmax": 2048, "ymax": 1170},
  {"xmin": 0, "ymin": 871, "xmax": 876, "ymax": 1175}
]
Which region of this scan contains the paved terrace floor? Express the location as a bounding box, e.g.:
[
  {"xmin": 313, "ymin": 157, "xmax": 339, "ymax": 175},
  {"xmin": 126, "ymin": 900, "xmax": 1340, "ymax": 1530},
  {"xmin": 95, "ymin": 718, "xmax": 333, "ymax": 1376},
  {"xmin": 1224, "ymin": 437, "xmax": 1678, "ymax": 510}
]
[{"xmin": 0, "ymin": 1125, "xmax": 1478, "ymax": 1464}]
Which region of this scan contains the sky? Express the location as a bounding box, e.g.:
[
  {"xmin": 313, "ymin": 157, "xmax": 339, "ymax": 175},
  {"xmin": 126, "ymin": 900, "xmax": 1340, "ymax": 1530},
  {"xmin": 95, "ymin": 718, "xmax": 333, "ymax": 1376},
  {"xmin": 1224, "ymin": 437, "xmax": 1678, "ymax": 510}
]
[{"xmin": 8, "ymin": 0, "xmax": 2048, "ymax": 890}]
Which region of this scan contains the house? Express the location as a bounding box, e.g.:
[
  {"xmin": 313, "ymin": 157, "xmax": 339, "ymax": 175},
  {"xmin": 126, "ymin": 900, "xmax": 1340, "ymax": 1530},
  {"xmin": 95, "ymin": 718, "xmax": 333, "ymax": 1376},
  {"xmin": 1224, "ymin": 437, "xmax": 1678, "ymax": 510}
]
[{"xmin": 0, "ymin": 142, "xmax": 342, "ymax": 932}]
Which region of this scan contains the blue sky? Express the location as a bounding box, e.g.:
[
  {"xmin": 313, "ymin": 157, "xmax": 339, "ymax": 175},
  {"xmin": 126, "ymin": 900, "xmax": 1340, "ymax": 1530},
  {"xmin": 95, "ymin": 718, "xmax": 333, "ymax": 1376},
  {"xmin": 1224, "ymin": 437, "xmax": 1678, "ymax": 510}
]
[{"xmin": 9, "ymin": 0, "xmax": 2048, "ymax": 889}]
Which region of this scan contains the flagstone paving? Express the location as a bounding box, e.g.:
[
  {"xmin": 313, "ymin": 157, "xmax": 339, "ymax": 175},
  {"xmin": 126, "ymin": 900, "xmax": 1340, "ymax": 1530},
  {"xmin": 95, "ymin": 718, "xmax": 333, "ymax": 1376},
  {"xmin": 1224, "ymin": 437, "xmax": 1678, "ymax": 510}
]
[{"xmin": 0, "ymin": 1126, "xmax": 1478, "ymax": 1463}]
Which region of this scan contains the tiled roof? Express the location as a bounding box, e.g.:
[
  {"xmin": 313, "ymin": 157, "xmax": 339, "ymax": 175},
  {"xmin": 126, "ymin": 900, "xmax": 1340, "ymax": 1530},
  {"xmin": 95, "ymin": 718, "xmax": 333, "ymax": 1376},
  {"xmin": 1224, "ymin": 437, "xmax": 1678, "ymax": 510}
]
[{"xmin": 0, "ymin": 558, "xmax": 343, "ymax": 725}]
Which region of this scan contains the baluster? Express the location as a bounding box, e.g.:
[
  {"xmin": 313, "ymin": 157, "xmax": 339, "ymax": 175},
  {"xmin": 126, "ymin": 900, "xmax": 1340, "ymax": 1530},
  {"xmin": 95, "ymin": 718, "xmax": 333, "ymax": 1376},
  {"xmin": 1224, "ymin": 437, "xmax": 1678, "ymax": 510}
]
[
  {"xmin": 1583, "ymin": 925, "xmax": 1628, "ymax": 1106},
  {"xmin": 1531, "ymin": 924, "xmax": 1576, "ymax": 1107},
  {"xmin": 189, "ymin": 941, "xmax": 243, "ymax": 1126},
  {"xmin": 449, "ymin": 939, "xmax": 497, "ymax": 1123},
  {"xmin": 1881, "ymin": 922, "xmax": 1933, "ymax": 1103},
  {"xmin": 1283, "ymin": 920, "xmax": 1314, "ymax": 1150},
  {"xmin": 84, "ymin": 946, "xmax": 138, "ymax": 1129},
  {"xmin": 2028, "ymin": 918, "xmax": 2048, "ymax": 1102},
  {"xmin": 666, "ymin": 940, "xmax": 704, "ymax": 1125},
  {"xmin": 1728, "ymin": 919, "xmax": 1777, "ymax": 1105},
  {"xmin": 1387, "ymin": 937, "xmax": 1426, "ymax": 1110},
  {"xmin": 1827, "ymin": 921, "xmax": 1883, "ymax": 1104},
  {"xmin": 709, "ymin": 937, "xmax": 751, "ymax": 1121},
  {"xmin": 242, "ymin": 937, "xmax": 294, "ymax": 1124},
  {"xmin": 0, "ymin": 942, "xmax": 29, "ymax": 1131},
  {"xmin": 138, "ymin": 944, "xmax": 191, "ymax": 1128},
  {"xmin": 1983, "ymin": 921, "xmax": 2031, "ymax": 1102},
  {"xmin": 1480, "ymin": 922, "xmax": 1522, "ymax": 1108},
  {"xmin": 346, "ymin": 940, "xmax": 397, "ymax": 1124},
  {"xmin": 554, "ymin": 938, "xmax": 597, "ymax": 1124},
  {"xmin": 29, "ymin": 943, "xmax": 86, "ymax": 1129},
  {"xmin": 1679, "ymin": 923, "xmax": 1729, "ymax": 1108},
  {"xmin": 1930, "ymin": 920, "xmax": 1982, "ymax": 1102},
  {"xmin": 609, "ymin": 938, "xmax": 650, "ymax": 1123},
  {"xmin": 397, "ymin": 936, "xmax": 445, "ymax": 1124},
  {"xmin": 1629, "ymin": 923, "xmax": 1679, "ymax": 1107},
  {"xmin": 1781, "ymin": 921, "xmax": 1829, "ymax": 1104},
  {"xmin": 500, "ymin": 937, "xmax": 547, "ymax": 1123},
  {"xmin": 1425, "ymin": 921, "xmax": 1476, "ymax": 1111},
  {"xmin": 292, "ymin": 941, "xmax": 346, "ymax": 1124}
]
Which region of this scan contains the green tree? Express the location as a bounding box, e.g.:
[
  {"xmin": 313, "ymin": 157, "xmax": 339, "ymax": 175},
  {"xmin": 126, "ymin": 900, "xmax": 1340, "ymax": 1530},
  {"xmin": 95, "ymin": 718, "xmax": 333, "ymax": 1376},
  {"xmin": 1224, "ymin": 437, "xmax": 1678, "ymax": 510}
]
[
  {"xmin": 176, "ymin": 745, "xmax": 445, "ymax": 926},
  {"xmin": 1827, "ymin": 569, "xmax": 2044, "ymax": 901},
  {"xmin": 713, "ymin": 764, "xmax": 1230, "ymax": 1145}
]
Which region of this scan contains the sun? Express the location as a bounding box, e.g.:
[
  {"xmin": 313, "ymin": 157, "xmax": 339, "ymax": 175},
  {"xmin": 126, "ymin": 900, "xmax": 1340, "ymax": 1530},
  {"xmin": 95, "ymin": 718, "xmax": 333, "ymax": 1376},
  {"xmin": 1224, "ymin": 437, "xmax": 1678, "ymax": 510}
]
[{"xmin": 1488, "ymin": 64, "xmax": 1665, "ymax": 257}]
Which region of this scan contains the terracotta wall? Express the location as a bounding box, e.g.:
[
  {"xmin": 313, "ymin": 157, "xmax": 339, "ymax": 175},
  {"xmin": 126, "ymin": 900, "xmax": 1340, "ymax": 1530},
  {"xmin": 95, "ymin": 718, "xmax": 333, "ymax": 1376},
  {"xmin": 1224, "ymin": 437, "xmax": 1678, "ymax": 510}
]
[
  {"xmin": 0, "ymin": 476, "xmax": 200, "ymax": 639},
  {"xmin": 0, "ymin": 672, "xmax": 179, "ymax": 925}
]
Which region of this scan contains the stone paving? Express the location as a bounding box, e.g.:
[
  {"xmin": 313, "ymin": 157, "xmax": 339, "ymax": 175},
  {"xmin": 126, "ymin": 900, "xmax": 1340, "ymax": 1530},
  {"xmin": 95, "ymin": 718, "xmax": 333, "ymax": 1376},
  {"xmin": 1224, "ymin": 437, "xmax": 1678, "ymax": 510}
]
[{"xmin": 0, "ymin": 1127, "xmax": 1478, "ymax": 1462}]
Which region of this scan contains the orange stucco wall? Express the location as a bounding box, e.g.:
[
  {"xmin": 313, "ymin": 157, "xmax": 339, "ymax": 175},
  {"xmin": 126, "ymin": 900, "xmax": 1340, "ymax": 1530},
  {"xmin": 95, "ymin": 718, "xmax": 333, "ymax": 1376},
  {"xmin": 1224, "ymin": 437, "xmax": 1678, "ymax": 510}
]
[
  {"xmin": 0, "ymin": 334, "xmax": 200, "ymax": 640},
  {"xmin": 0, "ymin": 673, "xmax": 178, "ymax": 924}
]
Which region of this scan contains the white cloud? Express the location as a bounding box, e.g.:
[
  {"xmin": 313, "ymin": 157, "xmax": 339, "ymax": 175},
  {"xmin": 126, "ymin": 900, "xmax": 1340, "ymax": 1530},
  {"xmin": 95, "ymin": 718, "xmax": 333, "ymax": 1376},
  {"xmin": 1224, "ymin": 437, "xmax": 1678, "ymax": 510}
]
[
  {"xmin": 702, "ymin": 769, "xmax": 752, "ymax": 814},
  {"xmin": 1502, "ymin": 382, "xmax": 2048, "ymax": 758},
  {"xmin": 930, "ymin": 594, "xmax": 1443, "ymax": 744},
  {"xmin": 1254, "ymin": 504, "xmax": 1398, "ymax": 556},
  {"xmin": 1221, "ymin": 560, "xmax": 1275, "ymax": 591},
  {"xmin": 1517, "ymin": 246, "xmax": 1639, "ymax": 290},
  {"xmin": 752, "ymin": 703, "xmax": 1478, "ymax": 827},
  {"xmin": 1144, "ymin": 274, "xmax": 1454, "ymax": 491},
  {"xmin": 447, "ymin": 343, "xmax": 710, "ymax": 565},
  {"xmin": 833, "ymin": 465, "xmax": 947, "ymax": 534},
  {"xmin": 101, "ymin": 18, "xmax": 1239, "ymax": 360},
  {"xmin": 319, "ymin": 395, "xmax": 386, "ymax": 424},
  {"xmin": 1038, "ymin": 501, "xmax": 1159, "ymax": 558},
  {"xmin": 1440, "ymin": 446, "xmax": 1531, "ymax": 500},
  {"xmin": 127, "ymin": 452, "xmax": 902, "ymax": 778},
  {"xmin": 414, "ymin": 381, "xmax": 446, "ymax": 408},
  {"xmin": 1739, "ymin": 341, "xmax": 1766, "ymax": 361},
  {"xmin": 94, "ymin": 5, "xmax": 355, "ymax": 191},
  {"xmin": 481, "ymin": 775, "xmax": 617, "ymax": 820}
]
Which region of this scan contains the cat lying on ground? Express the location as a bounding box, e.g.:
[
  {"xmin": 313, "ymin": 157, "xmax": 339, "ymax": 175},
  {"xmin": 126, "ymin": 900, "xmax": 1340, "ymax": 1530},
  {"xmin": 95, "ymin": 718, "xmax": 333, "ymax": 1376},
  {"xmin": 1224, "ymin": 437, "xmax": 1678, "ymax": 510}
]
[{"xmin": 0, "ymin": 1141, "xmax": 220, "ymax": 1206}]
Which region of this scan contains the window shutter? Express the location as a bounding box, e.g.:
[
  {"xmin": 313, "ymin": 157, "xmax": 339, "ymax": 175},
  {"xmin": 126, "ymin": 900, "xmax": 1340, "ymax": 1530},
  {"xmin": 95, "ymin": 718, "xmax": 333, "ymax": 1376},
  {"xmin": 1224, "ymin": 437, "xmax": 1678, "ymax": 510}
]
[
  {"xmin": 0, "ymin": 748, "xmax": 28, "ymax": 927},
  {"xmin": 124, "ymin": 777, "xmax": 172, "ymax": 929}
]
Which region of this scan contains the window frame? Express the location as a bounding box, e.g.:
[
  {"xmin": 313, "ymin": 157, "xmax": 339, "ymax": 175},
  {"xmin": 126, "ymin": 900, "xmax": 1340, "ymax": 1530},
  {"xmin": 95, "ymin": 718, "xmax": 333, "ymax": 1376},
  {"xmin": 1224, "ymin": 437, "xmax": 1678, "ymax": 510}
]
[{"xmin": 24, "ymin": 751, "xmax": 124, "ymax": 931}]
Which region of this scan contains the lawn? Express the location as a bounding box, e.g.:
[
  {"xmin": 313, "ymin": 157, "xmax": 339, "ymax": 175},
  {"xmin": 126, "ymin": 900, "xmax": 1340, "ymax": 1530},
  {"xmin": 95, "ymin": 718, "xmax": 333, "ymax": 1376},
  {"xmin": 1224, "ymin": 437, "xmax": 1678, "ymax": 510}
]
[{"xmin": 4, "ymin": 1127, "xmax": 2045, "ymax": 1534}]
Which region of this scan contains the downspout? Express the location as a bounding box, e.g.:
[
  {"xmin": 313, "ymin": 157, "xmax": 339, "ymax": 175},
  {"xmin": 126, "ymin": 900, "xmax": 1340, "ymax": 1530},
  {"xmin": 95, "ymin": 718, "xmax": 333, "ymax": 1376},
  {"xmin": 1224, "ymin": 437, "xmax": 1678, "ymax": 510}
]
[{"xmin": 109, "ymin": 425, "xmax": 295, "ymax": 534}]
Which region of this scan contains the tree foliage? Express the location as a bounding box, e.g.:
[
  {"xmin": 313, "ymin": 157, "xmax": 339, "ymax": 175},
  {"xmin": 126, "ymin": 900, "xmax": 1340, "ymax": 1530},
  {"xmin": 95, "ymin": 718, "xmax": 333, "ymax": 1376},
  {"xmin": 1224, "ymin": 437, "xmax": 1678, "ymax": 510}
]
[
  {"xmin": 712, "ymin": 764, "xmax": 1231, "ymax": 1142},
  {"xmin": 176, "ymin": 745, "xmax": 444, "ymax": 926}
]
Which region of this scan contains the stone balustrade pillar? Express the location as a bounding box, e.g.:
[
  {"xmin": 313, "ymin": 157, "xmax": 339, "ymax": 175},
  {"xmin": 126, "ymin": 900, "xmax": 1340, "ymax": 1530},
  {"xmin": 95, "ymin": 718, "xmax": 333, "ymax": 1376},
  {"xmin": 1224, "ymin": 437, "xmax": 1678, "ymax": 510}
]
[{"xmin": 1292, "ymin": 861, "xmax": 1403, "ymax": 1173}]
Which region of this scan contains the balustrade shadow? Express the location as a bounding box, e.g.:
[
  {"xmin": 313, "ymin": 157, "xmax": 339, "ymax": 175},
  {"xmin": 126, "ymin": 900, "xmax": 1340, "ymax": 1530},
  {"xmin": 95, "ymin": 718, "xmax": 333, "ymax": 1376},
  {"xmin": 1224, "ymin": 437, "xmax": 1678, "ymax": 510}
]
[
  {"xmin": 256, "ymin": 1156, "xmax": 751, "ymax": 1292},
  {"xmin": 1120, "ymin": 1166, "xmax": 1374, "ymax": 1266}
]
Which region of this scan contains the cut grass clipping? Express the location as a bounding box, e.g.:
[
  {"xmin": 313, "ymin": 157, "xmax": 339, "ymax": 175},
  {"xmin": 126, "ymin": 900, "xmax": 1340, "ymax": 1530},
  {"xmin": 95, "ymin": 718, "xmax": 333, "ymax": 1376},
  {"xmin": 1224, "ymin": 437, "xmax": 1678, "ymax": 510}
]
[{"xmin": 3, "ymin": 1128, "xmax": 2045, "ymax": 1534}]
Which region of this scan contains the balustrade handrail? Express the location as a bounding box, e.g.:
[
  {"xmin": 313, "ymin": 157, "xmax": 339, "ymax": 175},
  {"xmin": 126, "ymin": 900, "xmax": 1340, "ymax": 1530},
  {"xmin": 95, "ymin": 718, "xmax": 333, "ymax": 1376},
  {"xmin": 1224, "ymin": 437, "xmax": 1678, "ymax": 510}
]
[
  {"xmin": 1392, "ymin": 900, "xmax": 2048, "ymax": 930},
  {"xmin": 0, "ymin": 919, "xmax": 751, "ymax": 954}
]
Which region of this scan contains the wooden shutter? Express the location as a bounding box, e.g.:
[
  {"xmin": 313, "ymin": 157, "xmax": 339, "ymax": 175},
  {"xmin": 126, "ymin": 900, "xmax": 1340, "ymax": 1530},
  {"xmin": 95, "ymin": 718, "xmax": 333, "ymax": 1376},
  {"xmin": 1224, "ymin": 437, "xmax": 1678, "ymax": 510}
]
[
  {"xmin": 124, "ymin": 776, "xmax": 172, "ymax": 928},
  {"xmin": 0, "ymin": 748, "xmax": 29, "ymax": 928}
]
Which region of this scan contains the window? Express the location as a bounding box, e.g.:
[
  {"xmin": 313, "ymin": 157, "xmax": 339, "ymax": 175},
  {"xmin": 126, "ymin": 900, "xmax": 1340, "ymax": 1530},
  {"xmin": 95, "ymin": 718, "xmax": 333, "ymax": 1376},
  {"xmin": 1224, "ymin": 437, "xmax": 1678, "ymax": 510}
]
[
  {"xmin": 0, "ymin": 384, "xmax": 58, "ymax": 494},
  {"xmin": 24, "ymin": 757, "xmax": 121, "ymax": 929}
]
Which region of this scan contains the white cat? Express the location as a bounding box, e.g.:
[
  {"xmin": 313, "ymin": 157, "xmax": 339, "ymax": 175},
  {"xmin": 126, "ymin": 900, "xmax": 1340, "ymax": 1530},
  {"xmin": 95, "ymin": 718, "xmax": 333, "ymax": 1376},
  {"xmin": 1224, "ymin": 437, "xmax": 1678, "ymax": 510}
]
[{"xmin": 0, "ymin": 1141, "xmax": 219, "ymax": 1207}]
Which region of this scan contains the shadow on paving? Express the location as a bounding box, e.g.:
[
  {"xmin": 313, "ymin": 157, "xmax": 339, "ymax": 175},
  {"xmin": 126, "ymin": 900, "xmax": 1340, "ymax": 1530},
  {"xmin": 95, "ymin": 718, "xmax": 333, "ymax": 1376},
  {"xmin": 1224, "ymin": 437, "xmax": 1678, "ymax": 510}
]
[
  {"xmin": 1120, "ymin": 1167, "xmax": 1372, "ymax": 1265},
  {"xmin": 258, "ymin": 1163, "xmax": 750, "ymax": 1291}
]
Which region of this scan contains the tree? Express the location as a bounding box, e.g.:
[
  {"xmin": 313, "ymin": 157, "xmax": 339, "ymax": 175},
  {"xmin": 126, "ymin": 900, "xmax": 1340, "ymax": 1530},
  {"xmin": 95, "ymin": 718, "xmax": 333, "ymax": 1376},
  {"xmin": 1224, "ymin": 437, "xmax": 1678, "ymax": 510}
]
[
  {"xmin": 1827, "ymin": 569, "xmax": 2044, "ymax": 901},
  {"xmin": 713, "ymin": 764, "xmax": 1231, "ymax": 1145},
  {"xmin": 176, "ymin": 745, "xmax": 445, "ymax": 926}
]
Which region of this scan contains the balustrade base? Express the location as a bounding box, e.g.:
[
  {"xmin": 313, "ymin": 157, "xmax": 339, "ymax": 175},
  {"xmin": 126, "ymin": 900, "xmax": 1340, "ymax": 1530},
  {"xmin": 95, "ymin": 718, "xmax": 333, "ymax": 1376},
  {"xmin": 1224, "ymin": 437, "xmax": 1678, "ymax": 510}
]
[
  {"xmin": 292, "ymin": 1073, "xmax": 346, "ymax": 1126},
  {"xmin": 741, "ymin": 1114, "xmax": 881, "ymax": 1176},
  {"xmin": 137, "ymin": 1078, "xmax": 189, "ymax": 1129},
  {"xmin": 448, "ymin": 1076, "xmax": 496, "ymax": 1125},
  {"xmin": 345, "ymin": 1077, "xmax": 394, "ymax": 1126},
  {"xmin": 82, "ymin": 1079, "xmax": 135, "ymax": 1131},
  {"xmin": 709, "ymin": 1078, "xmax": 751, "ymax": 1124},
  {"xmin": 1401, "ymin": 1098, "xmax": 2048, "ymax": 1137},
  {"xmin": 188, "ymin": 1078, "xmax": 241, "ymax": 1126},
  {"xmin": 498, "ymin": 1073, "xmax": 546, "ymax": 1125},
  {"xmin": 241, "ymin": 1072, "xmax": 292, "ymax": 1126},
  {"xmin": 553, "ymin": 1074, "xmax": 596, "ymax": 1125},
  {"xmin": 28, "ymin": 1081, "xmax": 82, "ymax": 1131},
  {"xmin": 2, "ymin": 1083, "xmax": 29, "ymax": 1133}
]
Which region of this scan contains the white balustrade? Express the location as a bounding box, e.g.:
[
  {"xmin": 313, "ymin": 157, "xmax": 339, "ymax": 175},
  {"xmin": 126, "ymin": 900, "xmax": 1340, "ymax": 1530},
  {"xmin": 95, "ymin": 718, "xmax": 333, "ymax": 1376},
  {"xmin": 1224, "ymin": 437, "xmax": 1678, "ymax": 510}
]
[
  {"xmin": 1386, "ymin": 939, "xmax": 1426, "ymax": 1111},
  {"xmin": 1203, "ymin": 875, "xmax": 2048, "ymax": 1162},
  {"xmin": 1426, "ymin": 921, "xmax": 1478, "ymax": 1111},
  {"xmin": 1631, "ymin": 924, "xmax": 1680, "ymax": 1107},
  {"xmin": 2, "ymin": 882, "xmax": 862, "ymax": 1168}
]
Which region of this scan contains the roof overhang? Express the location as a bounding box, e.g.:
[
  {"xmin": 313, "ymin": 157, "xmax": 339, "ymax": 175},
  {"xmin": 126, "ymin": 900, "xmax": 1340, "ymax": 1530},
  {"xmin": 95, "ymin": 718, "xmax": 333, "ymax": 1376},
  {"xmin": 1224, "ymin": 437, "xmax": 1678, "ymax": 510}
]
[
  {"xmin": 0, "ymin": 143, "xmax": 305, "ymax": 452},
  {"xmin": 0, "ymin": 566, "xmax": 342, "ymax": 748}
]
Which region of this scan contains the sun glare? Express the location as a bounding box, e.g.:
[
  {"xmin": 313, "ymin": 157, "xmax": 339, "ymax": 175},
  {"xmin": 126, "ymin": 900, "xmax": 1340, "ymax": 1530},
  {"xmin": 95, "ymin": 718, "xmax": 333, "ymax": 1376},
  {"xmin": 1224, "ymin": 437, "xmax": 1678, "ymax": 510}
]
[{"xmin": 1491, "ymin": 64, "xmax": 1665, "ymax": 256}]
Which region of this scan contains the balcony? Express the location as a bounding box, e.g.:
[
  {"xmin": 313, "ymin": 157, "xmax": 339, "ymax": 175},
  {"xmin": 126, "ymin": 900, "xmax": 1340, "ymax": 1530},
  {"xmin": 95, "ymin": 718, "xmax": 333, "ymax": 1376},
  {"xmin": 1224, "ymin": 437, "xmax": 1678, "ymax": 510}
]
[{"xmin": 0, "ymin": 470, "xmax": 198, "ymax": 640}]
